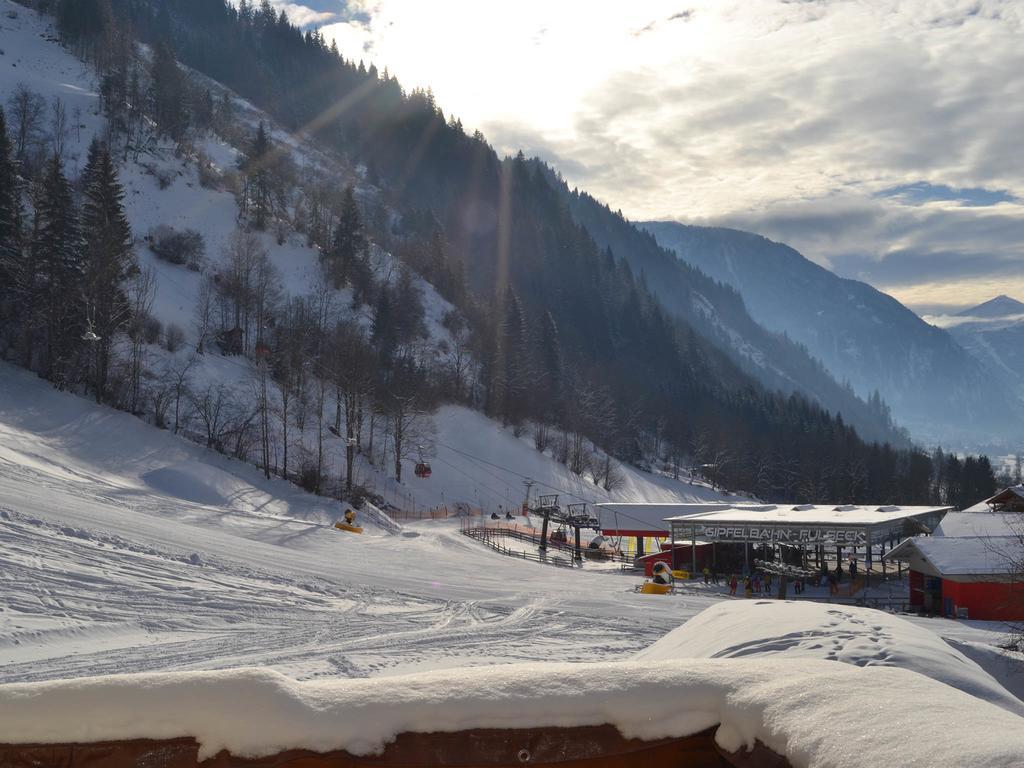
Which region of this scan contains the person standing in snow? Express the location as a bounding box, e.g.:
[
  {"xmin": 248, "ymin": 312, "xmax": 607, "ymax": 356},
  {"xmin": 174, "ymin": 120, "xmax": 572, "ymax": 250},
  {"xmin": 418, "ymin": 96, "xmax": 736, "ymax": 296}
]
[
  {"xmin": 702, "ymin": 566, "xmax": 710, "ymax": 584},
  {"xmin": 744, "ymin": 577, "xmax": 753, "ymax": 598},
  {"xmin": 729, "ymin": 574, "xmax": 738, "ymax": 596},
  {"xmin": 849, "ymin": 558, "xmax": 858, "ymax": 581}
]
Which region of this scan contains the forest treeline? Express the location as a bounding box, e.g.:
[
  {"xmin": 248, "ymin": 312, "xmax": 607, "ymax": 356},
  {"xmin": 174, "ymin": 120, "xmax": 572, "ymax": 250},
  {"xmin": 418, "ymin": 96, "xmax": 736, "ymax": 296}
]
[{"xmin": 2, "ymin": 0, "xmax": 998, "ymax": 509}]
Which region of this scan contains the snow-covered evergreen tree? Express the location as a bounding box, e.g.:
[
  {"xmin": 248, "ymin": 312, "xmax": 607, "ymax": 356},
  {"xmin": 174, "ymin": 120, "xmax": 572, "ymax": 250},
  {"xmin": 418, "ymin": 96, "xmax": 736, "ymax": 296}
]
[{"xmin": 80, "ymin": 139, "xmax": 135, "ymax": 401}]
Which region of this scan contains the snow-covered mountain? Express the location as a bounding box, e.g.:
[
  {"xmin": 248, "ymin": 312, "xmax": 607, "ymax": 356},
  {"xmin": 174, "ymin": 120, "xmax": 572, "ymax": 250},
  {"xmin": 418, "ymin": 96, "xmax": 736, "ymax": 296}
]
[
  {"xmin": 642, "ymin": 221, "xmax": 1023, "ymax": 451},
  {"xmin": 955, "ymin": 295, "xmax": 1024, "ymax": 320},
  {"xmin": 929, "ymin": 296, "xmax": 1024, "ymax": 403},
  {"xmin": 0, "ymin": 0, "xmax": 732, "ymax": 515},
  {"xmin": 560, "ymin": 187, "xmax": 906, "ymax": 446}
]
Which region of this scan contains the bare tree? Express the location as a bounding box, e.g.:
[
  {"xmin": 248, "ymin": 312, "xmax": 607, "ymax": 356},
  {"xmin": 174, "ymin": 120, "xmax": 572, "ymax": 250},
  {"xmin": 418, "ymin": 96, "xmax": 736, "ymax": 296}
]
[
  {"xmin": 167, "ymin": 353, "xmax": 197, "ymax": 434},
  {"xmin": 270, "ymin": 296, "xmax": 316, "ymax": 480},
  {"xmin": 309, "ymin": 273, "xmax": 335, "ymax": 493},
  {"xmin": 252, "ymin": 358, "xmax": 272, "ymax": 479},
  {"xmin": 193, "ymin": 273, "xmax": 216, "ymax": 354},
  {"xmin": 217, "ymin": 228, "xmax": 266, "ymax": 351},
  {"xmin": 72, "ymin": 105, "xmax": 83, "ymax": 145},
  {"xmin": 382, "ymin": 354, "xmax": 436, "ymax": 483},
  {"xmin": 190, "ymin": 384, "xmax": 230, "ymax": 450},
  {"xmin": 441, "ymin": 310, "xmax": 474, "ymax": 402},
  {"xmin": 328, "ymin": 320, "xmax": 376, "ymax": 492},
  {"xmin": 50, "ymin": 97, "xmax": 68, "ymax": 160},
  {"xmin": 125, "ymin": 267, "xmax": 156, "ymax": 413},
  {"xmin": 7, "ymin": 84, "xmax": 45, "ymax": 168}
]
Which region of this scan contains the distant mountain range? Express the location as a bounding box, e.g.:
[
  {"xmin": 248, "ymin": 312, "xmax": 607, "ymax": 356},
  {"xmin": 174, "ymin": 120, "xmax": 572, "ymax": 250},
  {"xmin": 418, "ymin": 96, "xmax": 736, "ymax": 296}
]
[
  {"xmin": 955, "ymin": 295, "xmax": 1024, "ymax": 319},
  {"xmin": 933, "ymin": 296, "xmax": 1024, "ymax": 407},
  {"xmin": 554, "ymin": 185, "xmax": 905, "ymax": 445},
  {"xmin": 641, "ymin": 221, "xmax": 1023, "ymax": 451}
]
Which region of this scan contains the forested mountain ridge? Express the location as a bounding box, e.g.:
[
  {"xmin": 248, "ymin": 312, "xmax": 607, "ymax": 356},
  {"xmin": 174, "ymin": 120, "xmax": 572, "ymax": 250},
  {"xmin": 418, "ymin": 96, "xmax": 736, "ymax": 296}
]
[
  {"xmin": 642, "ymin": 221, "xmax": 1024, "ymax": 452},
  {"xmin": 555, "ymin": 182, "xmax": 904, "ymax": 446},
  {"xmin": 0, "ymin": 0, "xmax": 996, "ymax": 507}
]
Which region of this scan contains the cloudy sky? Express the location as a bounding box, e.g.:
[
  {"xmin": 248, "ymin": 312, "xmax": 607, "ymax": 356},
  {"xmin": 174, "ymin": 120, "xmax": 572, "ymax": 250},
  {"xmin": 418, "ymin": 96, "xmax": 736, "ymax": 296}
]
[{"xmin": 278, "ymin": 0, "xmax": 1023, "ymax": 314}]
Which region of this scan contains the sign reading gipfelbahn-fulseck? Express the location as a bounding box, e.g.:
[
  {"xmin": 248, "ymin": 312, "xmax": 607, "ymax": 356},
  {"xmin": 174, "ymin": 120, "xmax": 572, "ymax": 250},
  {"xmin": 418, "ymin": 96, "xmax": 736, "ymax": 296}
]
[{"xmin": 687, "ymin": 524, "xmax": 867, "ymax": 545}]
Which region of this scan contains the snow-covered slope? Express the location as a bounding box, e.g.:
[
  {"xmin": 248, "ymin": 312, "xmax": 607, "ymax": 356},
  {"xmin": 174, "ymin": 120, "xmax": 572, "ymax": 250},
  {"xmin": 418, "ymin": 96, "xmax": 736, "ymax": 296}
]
[
  {"xmin": 0, "ymin": 362, "xmax": 728, "ymax": 681},
  {"xmin": 0, "ymin": 1, "xmax": 728, "ymax": 516}
]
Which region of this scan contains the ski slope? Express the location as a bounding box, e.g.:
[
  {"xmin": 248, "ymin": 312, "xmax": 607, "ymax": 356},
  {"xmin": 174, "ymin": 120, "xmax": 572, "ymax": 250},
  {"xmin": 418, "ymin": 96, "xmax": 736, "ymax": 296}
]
[{"xmin": 0, "ymin": 363, "xmax": 728, "ymax": 682}]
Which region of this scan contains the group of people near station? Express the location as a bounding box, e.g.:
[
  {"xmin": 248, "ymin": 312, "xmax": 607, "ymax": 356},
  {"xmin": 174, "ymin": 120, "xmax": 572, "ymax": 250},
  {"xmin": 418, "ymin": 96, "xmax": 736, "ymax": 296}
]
[
  {"xmin": 676, "ymin": 553, "xmax": 864, "ymax": 599},
  {"xmin": 725, "ymin": 570, "xmax": 777, "ymax": 597},
  {"xmin": 825, "ymin": 557, "xmax": 859, "ymax": 594}
]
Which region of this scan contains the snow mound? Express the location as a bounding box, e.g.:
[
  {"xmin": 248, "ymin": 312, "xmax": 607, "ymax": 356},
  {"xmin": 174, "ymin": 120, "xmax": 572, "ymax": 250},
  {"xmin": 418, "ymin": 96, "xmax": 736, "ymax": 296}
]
[
  {"xmin": 142, "ymin": 463, "xmax": 233, "ymax": 508},
  {"xmin": 1, "ymin": 661, "xmax": 1023, "ymax": 767},
  {"xmin": 636, "ymin": 600, "xmax": 1024, "ymax": 716}
]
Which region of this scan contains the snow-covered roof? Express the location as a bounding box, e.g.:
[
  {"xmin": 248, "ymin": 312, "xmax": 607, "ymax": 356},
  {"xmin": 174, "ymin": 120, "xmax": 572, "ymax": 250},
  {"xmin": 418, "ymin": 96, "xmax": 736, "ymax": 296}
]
[
  {"xmin": 934, "ymin": 510, "xmax": 1020, "ymax": 538},
  {"xmin": 886, "ymin": 535, "xmax": 1023, "ymax": 577},
  {"xmin": 660, "ymin": 503, "xmax": 950, "ymax": 527},
  {"xmin": 983, "ymin": 485, "xmax": 1024, "ymax": 506},
  {"xmin": 2, "ymin": 660, "xmax": 1024, "ymax": 767}
]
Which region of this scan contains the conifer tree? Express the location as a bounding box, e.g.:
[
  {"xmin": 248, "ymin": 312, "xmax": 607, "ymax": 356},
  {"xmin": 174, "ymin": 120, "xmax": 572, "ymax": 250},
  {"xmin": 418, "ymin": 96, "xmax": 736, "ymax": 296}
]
[
  {"xmin": 32, "ymin": 155, "xmax": 83, "ymax": 384},
  {"xmin": 149, "ymin": 40, "xmax": 187, "ymax": 140},
  {"xmin": 500, "ymin": 289, "xmax": 528, "ymax": 425},
  {"xmin": 372, "ymin": 283, "xmax": 396, "ymax": 362},
  {"xmin": 81, "ymin": 140, "xmax": 135, "ymax": 401},
  {"xmin": 538, "ymin": 310, "xmax": 563, "ymax": 422},
  {"xmin": 324, "ymin": 185, "xmax": 364, "ymax": 287},
  {"xmin": 239, "ymin": 122, "xmax": 273, "ymax": 230},
  {"xmin": 0, "ymin": 108, "xmax": 23, "ymax": 305}
]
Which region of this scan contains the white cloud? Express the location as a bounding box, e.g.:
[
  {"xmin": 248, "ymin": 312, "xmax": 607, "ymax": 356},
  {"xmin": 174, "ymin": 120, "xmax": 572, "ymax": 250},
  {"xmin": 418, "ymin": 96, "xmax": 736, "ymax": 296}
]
[
  {"xmin": 321, "ymin": 1, "xmax": 1024, "ymax": 310},
  {"xmin": 267, "ymin": 1, "xmax": 340, "ymax": 28}
]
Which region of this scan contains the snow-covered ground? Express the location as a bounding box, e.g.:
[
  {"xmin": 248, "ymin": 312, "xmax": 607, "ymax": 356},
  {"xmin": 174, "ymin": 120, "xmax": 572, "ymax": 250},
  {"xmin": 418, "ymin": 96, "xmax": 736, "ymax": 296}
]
[
  {"xmin": 0, "ymin": 363, "xmax": 727, "ymax": 682},
  {"xmin": 2, "ymin": 362, "xmax": 1022, "ymax": 711}
]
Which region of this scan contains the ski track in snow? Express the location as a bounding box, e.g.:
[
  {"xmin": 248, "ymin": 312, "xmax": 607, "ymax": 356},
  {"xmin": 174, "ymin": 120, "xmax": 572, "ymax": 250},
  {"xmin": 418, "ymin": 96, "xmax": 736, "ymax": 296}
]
[
  {"xmin": 0, "ymin": 498, "xmax": 660, "ymax": 683},
  {"xmin": 0, "ymin": 370, "xmax": 699, "ymax": 682}
]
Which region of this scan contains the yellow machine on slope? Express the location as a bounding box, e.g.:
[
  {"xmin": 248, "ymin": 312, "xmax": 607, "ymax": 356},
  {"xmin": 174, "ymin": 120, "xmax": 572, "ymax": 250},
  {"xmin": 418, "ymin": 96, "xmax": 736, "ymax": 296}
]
[
  {"xmin": 334, "ymin": 508, "xmax": 363, "ymax": 534},
  {"xmin": 638, "ymin": 562, "xmax": 674, "ymax": 594}
]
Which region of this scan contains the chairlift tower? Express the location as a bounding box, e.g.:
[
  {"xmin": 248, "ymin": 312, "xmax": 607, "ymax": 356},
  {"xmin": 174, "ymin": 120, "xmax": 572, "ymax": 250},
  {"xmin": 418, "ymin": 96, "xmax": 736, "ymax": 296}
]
[{"xmin": 533, "ymin": 496, "xmax": 600, "ymax": 564}]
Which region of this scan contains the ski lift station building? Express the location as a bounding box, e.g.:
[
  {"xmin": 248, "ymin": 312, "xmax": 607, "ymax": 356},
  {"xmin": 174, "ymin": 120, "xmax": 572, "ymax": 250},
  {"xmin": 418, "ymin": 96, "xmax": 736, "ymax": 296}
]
[{"xmin": 597, "ymin": 502, "xmax": 951, "ymax": 576}]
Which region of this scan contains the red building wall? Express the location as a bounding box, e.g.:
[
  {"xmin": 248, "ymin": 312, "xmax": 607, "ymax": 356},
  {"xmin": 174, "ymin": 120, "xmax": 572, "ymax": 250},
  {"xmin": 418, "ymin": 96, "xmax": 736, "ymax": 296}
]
[
  {"xmin": 908, "ymin": 570, "xmax": 924, "ymax": 608},
  {"xmin": 941, "ymin": 578, "xmax": 1024, "ymax": 621}
]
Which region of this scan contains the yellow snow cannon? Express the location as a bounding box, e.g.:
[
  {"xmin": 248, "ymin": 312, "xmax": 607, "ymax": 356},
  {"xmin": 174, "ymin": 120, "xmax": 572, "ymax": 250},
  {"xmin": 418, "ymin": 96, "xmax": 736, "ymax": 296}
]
[
  {"xmin": 334, "ymin": 509, "xmax": 363, "ymax": 534},
  {"xmin": 639, "ymin": 562, "xmax": 673, "ymax": 594}
]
